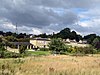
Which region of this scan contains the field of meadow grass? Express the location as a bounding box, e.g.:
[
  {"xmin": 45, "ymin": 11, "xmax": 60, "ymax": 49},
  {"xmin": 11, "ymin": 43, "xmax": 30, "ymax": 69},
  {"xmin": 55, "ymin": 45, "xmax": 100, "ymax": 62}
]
[
  {"xmin": 0, "ymin": 55, "xmax": 100, "ymax": 75},
  {"xmin": 26, "ymin": 51, "xmax": 51, "ymax": 56}
]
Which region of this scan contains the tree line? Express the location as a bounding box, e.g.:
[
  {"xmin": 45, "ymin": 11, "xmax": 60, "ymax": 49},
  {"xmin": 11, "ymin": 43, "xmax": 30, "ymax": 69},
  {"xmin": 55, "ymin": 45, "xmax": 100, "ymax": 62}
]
[
  {"xmin": 0, "ymin": 31, "xmax": 30, "ymax": 42},
  {"xmin": 36, "ymin": 28, "xmax": 100, "ymax": 50},
  {"xmin": 1, "ymin": 28, "xmax": 100, "ymax": 49},
  {"xmin": 35, "ymin": 28, "xmax": 82, "ymax": 42},
  {"xmin": 36, "ymin": 28, "xmax": 100, "ymax": 42}
]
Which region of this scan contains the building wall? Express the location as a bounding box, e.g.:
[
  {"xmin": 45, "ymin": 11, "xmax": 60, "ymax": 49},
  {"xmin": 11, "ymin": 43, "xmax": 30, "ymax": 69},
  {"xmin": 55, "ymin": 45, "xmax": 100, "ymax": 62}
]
[
  {"xmin": 30, "ymin": 40, "xmax": 37, "ymax": 47},
  {"xmin": 30, "ymin": 40, "xmax": 50, "ymax": 48}
]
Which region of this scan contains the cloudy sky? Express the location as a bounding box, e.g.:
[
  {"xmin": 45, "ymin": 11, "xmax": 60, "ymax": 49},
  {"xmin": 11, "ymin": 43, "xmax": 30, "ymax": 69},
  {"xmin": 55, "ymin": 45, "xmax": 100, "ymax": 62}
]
[{"xmin": 0, "ymin": 0, "xmax": 100, "ymax": 35}]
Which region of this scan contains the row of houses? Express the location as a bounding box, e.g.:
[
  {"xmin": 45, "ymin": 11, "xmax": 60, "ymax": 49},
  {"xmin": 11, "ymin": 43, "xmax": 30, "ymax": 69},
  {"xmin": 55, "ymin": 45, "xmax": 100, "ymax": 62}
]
[
  {"xmin": 63, "ymin": 39, "xmax": 87, "ymax": 44},
  {"xmin": 9, "ymin": 37, "xmax": 87, "ymax": 49}
]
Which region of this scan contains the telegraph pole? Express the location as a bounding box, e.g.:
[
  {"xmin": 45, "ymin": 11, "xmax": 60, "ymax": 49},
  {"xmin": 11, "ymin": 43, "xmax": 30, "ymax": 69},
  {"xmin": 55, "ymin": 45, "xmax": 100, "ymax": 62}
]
[{"xmin": 15, "ymin": 23, "xmax": 18, "ymax": 34}]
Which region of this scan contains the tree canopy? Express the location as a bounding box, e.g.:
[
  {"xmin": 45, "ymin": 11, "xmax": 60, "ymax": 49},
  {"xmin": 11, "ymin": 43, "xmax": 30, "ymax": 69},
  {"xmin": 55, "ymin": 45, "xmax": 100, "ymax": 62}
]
[{"xmin": 48, "ymin": 38, "xmax": 67, "ymax": 54}]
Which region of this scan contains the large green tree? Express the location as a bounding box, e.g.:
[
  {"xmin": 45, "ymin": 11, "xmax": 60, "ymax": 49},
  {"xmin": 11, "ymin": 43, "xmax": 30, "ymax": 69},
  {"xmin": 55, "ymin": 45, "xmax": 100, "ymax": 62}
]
[
  {"xmin": 92, "ymin": 38, "xmax": 99, "ymax": 47},
  {"xmin": 84, "ymin": 34, "xmax": 96, "ymax": 44},
  {"xmin": 70, "ymin": 31, "xmax": 77, "ymax": 40},
  {"xmin": 48, "ymin": 38, "xmax": 67, "ymax": 54},
  {"xmin": 58, "ymin": 28, "xmax": 71, "ymax": 39}
]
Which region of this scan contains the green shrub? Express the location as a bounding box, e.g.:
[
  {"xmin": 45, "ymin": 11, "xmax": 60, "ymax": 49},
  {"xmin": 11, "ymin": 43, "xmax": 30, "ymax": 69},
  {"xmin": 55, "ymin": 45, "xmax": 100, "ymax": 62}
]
[
  {"xmin": 0, "ymin": 43, "xmax": 6, "ymax": 58},
  {"xmin": 19, "ymin": 45, "xmax": 27, "ymax": 54},
  {"xmin": 0, "ymin": 42, "xmax": 26, "ymax": 58},
  {"xmin": 48, "ymin": 38, "xmax": 68, "ymax": 54},
  {"xmin": 67, "ymin": 46, "xmax": 97, "ymax": 54},
  {"xmin": 2, "ymin": 51, "xmax": 21, "ymax": 58},
  {"xmin": 39, "ymin": 48, "xmax": 49, "ymax": 51}
]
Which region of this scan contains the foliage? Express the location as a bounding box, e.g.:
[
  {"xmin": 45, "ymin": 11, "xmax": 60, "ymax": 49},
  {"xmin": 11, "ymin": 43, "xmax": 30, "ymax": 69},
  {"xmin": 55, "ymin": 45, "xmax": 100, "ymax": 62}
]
[
  {"xmin": 16, "ymin": 33, "xmax": 27, "ymax": 38},
  {"xmin": 83, "ymin": 34, "xmax": 97, "ymax": 44},
  {"xmin": 19, "ymin": 45, "xmax": 27, "ymax": 54},
  {"xmin": 0, "ymin": 38, "xmax": 2, "ymax": 42},
  {"xmin": 76, "ymin": 35, "xmax": 82, "ymax": 42},
  {"xmin": 57, "ymin": 28, "xmax": 71, "ymax": 39},
  {"xmin": 92, "ymin": 38, "xmax": 99, "ymax": 47},
  {"xmin": 8, "ymin": 43, "xmax": 17, "ymax": 48},
  {"xmin": 34, "ymin": 28, "xmax": 83, "ymax": 41},
  {"xmin": 91, "ymin": 38, "xmax": 100, "ymax": 51},
  {"xmin": 36, "ymin": 33, "xmax": 48, "ymax": 38},
  {"xmin": 39, "ymin": 48, "xmax": 49, "ymax": 51},
  {"xmin": 70, "ymin": 31, "xmax": 77, "ymax": 40},
  {"xmin": 0, "ymin": 43, "xmax": 6, "ymax": 58},
  {"xmin": 95, "ymin": 42, "xmax": 100, "ymax": 50},
  {"xmin": 0, "ymin": 31, "xmax": 30, "ymax": 42},
  {"xmin": 67, "ymin": 46, "xmax": 97, "ymax": 54},
  {"xmin": 5, "ymin": 36, "xmax": 17, "ymax": 42},
  {"xmin": 0, "ymin": 42, "xmax": 22, "ymax": 58},
  {"xmin": 17, "ymin": 38, "xmax": 30, "ymax": 42},
  {"xmin": 48, "ymin": 38, "xmax": 67, "ymax": 54},
  {"xmin": 52, "ymin": 28, "xmax": 82, "ymax": 42},
  {"xmin": 3, "ymin": 52, "xmax": 21, "ymax": 58}
]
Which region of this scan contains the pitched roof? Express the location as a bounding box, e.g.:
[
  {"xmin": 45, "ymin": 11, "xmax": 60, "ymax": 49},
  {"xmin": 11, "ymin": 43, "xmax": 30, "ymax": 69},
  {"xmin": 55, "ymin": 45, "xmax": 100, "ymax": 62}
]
[
  {"xmin": 31, "ymin": 38, "xmax": 50, "ymax": 41},
  {"xmin": 10, "ymin": 42, "xmax": 33, "ymax": 45}
]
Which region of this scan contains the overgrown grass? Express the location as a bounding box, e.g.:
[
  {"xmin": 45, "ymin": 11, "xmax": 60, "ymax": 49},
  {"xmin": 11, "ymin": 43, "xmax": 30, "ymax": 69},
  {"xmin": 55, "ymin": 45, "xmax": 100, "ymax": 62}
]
[{"xmin": 0, "ymin": 55, "xmax": 100, "ymax": 75}]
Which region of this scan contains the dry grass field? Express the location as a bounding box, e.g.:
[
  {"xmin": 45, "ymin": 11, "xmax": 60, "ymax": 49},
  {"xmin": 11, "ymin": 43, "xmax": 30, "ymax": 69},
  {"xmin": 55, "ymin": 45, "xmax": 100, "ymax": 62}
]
[{"xmin": 0, "ymin": 55, "xmax": 100, "ymax": 75}]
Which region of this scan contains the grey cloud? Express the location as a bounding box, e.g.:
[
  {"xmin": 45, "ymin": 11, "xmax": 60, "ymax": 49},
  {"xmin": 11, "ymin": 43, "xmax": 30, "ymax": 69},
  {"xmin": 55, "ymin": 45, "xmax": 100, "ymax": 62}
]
[
  {"xmin": 0, "ymin": 0, "xmax": 78, "ymax": 28},
  {"xmin": 25, "ymin": 0, "xmax": 93, "ymax": 8},
  {"xmin": 0, "ymin": 0, "xmax": 100, "ymax": 35}
]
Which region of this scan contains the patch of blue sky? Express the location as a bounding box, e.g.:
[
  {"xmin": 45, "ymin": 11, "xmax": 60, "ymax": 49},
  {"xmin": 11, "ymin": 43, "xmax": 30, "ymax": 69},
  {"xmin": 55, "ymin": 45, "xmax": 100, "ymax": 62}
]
[
  {"xmin": 72, "ymin": 8, "xmax": 88, "ymax": 14},
  {"xmin": 72, "ymin": 8, "xmax": 91, "ymax": 22},
  {"xmin": 80, "ymin": 18, "xmax": 91, "ymax": 22}
]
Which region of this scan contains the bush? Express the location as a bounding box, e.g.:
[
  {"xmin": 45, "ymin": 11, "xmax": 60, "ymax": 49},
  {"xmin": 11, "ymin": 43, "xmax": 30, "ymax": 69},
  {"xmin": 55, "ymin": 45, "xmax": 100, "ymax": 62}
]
[
  {"xmin": 19, "ymin": 45, "xmax": 27, "ymax": 54},
  {"xmin": 3, "ymin": 52, "xmax": 21, "ymax": 58},
  {"xmin": 0, "ymin": 51, "xmax": 22, "ymax": 58},
  {"xmin": 48, "ymin": 38, "xmax": 67, "ymax": 54},
  {"xmin": 39, "ymin": 48, "xmax": 49, "ymax": 51},
  {"xmin": 67, "ymin": 46, "xmax": 97, "ymax": 54},
  {"xmin": 9, "ymin": 43, "xmax": 17, "ymax": 48},
  {"xmin": 0, "ymin": 42, "xmax": 26, "ymax": 58},
  {"xmin": 0, "ymin": 43, "xmax": 6, "ymax": 58}
]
